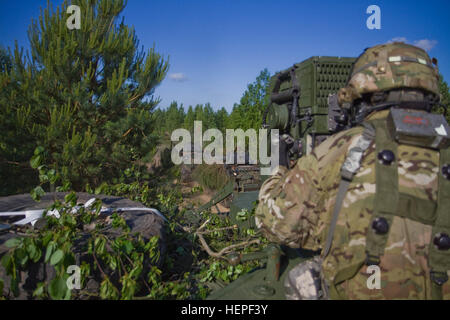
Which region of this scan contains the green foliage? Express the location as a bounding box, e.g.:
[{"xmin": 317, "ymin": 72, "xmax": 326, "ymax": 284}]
[
  {"xmin": 183, "ymin": 105, "xmax": 196, "ymax": 132},
  {"xmin": 154, "ymin": 102, "xmax": 230, "ymax": 136},
  {"xmin": 236, "ymin": 208, "xmax": 251, "ymax": 222},
  {"xmin": 227, "ymin": 69, "xmax": 271, "ymax": 131},
  {"xmin": 192, "ymin": 164, "xmax": 230, "ymax": 191},
  {"xmin": 0, "ymin": 0, "xmax": 168, "ymax": 195},
  {"xmin": 0, "ymin": 46, "xmax": 12, "ymax": 73},
  {"xmin": 434, "ymin": 74, "xmax": 450, "ymax": 123},
  {"xmin": 1, "ymin": 193, "xmax": 174, "ymax": 300},
  {"xmin": 192, "ymin": 208, "xmax": 266, "ymax": 287}
]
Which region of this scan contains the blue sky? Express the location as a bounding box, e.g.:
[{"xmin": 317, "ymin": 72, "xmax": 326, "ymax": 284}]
[{"xmin": 1, "ymin": 0, "xmax": 449, "ymax": 112}]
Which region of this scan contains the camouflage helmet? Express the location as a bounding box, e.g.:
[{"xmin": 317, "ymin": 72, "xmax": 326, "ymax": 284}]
[{"xmin": 338, "ymin": 42, "xmax": 440, "ymax": 107}]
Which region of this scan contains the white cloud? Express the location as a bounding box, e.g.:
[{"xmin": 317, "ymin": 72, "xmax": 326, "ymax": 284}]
[
  {"xmin": 389, "ymin": 37, "xmax": 408, "ymax": 43},
  {"xmin": 387, "ymin": 37, "xmax": 438, "ymax": 52},
  {"xmin": 168, "ymin": 73, "xmax": 188, "ymax": 82},
  {"xmin": 413, "ymin": 39, "xmax": 438, "ymax": 52}
]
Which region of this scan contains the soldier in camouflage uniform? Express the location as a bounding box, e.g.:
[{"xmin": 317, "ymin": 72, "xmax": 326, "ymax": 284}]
[{"xmin": 255, "ymin": 42, "xmax": 450, "ymax": 299}]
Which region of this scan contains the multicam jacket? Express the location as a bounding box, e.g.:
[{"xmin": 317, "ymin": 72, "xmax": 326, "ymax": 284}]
[{"xmin": 255, "ymin": 110, "xmax": 450, "ymax": 299}]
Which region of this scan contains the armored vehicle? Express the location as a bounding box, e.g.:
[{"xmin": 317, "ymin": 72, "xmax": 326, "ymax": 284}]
[{"xmin": 203, "ymin": 56, "xmax": 357, "ymax": 299}]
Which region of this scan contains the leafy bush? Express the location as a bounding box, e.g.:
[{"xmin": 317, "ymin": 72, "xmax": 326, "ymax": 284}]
[
  {"xmin": 1, "ymin": 193, "xmax": 164, "ymax": 300},
  {"xmin": 191, "ymin": 164, "xmax": 230, "ymax": 191}
]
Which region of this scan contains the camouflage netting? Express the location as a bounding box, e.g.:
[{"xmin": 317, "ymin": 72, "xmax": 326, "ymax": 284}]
[{"xmin": 0, "ymin": 192, "xmax": 166, "ymax": 299}]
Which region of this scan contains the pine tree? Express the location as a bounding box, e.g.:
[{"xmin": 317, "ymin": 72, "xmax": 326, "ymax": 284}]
[
  {"xmin": 0, "ymin": 0, "xmax": 168, "ymax": 194},
  {"xmin": 0, "ymin": 46, "xmax": 12, "ymax": 73},
  {"xmin": 214, "ymin": 107, "xmax": 229, "ymax": 132},
  {"xmin": 202, "ymin": 103, "xmax": 216, "ymax": 129},
  {"xmin": 165, "ymin": 101, "xmax": 185, "ymax": 133},
  {"xmin": 184, "ymin": 105, "xmax": 195, "ymax": 132},
  {"xmin": 228, "ymin": 68, "xmax": 271, "ymax": 130}
]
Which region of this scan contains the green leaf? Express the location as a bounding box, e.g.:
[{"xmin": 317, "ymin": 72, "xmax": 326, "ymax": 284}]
[
  {"xmin": 11, "ymin": 277, "xmax": 19, "ymax": 297},
  {"xmin": 32, "ymin": 282, "xmax": 45, "ymax": 298},
  {"xmin": 30, "ymin": 155, "xmax": 42, "ymax": 169},
  {"xmin": 31, "ymin": 186, "xmax": 45, "ymax": 201},
  {"xmin": 16, "ymin": 248, "xmax": 28, "ymax": 266},
  {"xmin": 4, "ymin": 238, "xmax": 21, "ymax": 248},
  {"xmin": 39, "ymin": 174, "xmax": 49, "ymax": 183},
  {"xmin": 100, "ymin": 278, "xmax": 119, "ymax": 300},
  {"xmin": 1, "ymin": 254, "xmax": 12, "ymax": 272},
  {"xmin": 47, "ymin": 169, "xmax": 58, "ymax": 184},
  {"xmin": 129, "ymin": 265, "xmax": 143, "ymax": 279},
  {"xmin": 31, "ymin": 247, "xmax": 42, "ymax": 263},
  {"xmin": 109, "ymin": 257, "xmax": 117, "ymax": 271},
  {"xmin": 50, "ymin": 249, "xmax": 64, "ymax": 265},
  {"xmin": 34, "ymin": 146, "xmax": 44, "ymax": 155},
  {"xmin": 26, "ymin": 243, "xmax": 36, "ymax": 257},
  {"xmin": 95, "ymin": 182, "xmax": 108, "ymax": 195},
  {"xmin": 48, "ymin": 277, "xmax": 68, "ymax": 300},
  {"xmin": 45, "ymin": 242, "xmax": 56, "ymax": 263},
  {"xmin": 123, "ymin": 240, "xmax": 133, "ymax": 255},
  {"xmin": 57, "ymin": 181, "xmax": 71, "ymax": 192},
  {"xmin": 42, "ymin": 233, "xmax": 53, "ymax": 247},
  {"xmin": 95, "ymin": 237, "xmax": 106, "ymax": 255},
  {"xmin": 64, "ymin": 192, "xmax": 77, "ymax": 206},
  {"xmin": 0, "ymin": 278, "xmax": 4, "ymax": 295}
]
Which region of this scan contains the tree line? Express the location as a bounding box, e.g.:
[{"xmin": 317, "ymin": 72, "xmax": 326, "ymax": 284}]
[{"xmin": 152, "ymin": 68, "xmax": 271, "ymax": 140}]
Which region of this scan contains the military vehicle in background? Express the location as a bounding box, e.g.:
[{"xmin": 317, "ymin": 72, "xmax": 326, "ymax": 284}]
[{"xmin": 203, "ymin": 56, "xmax": 358, "ymax": 299}]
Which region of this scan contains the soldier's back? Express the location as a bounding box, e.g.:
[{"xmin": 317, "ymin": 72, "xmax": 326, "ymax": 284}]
[
  {"xmin": 312, "ymin": 110, "xmax": 449, "ymax": 299},
  {"xmin": 256, "ymin": 109, "xmax": 450, "ymax": 299}
]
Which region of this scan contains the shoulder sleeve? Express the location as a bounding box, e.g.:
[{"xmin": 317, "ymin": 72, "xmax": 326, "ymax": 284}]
[{"xmin": 255, "ymin": 154, "xmax": 323, "ymax": 249}]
